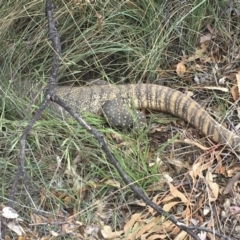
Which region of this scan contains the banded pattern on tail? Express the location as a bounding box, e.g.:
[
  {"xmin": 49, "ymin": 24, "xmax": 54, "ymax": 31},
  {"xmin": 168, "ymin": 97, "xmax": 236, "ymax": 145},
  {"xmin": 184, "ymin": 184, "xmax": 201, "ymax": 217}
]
[{"xmin": 52, "ymin": 83, "xmax": 240, "ymax": 152}]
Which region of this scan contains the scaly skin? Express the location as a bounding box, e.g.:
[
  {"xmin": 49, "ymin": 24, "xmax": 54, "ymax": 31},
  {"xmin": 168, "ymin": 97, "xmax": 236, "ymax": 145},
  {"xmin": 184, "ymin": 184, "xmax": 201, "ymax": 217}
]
[{"xmin": 46, "ymin": 83, "xmax": 240, "ymax": 152}]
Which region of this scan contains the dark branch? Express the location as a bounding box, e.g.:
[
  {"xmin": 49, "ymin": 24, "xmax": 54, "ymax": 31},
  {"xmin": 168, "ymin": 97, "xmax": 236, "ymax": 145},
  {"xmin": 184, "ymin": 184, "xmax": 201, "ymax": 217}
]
[
  {"xmin": 9, "ymin": 0, "xmax": 61, "ymax": 205},
  {"xmin": 45, "ymin": 0, "xmax": 61, "ymax": 92}
]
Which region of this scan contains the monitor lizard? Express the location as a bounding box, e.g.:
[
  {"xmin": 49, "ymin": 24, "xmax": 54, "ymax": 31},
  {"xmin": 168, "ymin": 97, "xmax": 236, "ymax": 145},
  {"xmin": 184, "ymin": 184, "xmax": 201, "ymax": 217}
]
[{"xmin": 42, "ymin": 83, "xmax": 240, "ymax": 153}]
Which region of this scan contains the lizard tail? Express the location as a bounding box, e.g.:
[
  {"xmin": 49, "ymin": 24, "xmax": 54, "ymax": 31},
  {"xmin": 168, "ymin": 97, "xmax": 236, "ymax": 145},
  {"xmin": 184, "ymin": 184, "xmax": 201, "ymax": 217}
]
[{"xmin": 130, "ymin": 84, "xmax": 240, "ymax": 152}]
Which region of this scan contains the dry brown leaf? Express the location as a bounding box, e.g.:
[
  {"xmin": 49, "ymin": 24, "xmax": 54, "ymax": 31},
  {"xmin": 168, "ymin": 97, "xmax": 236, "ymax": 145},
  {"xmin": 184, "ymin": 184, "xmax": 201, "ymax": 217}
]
[
  {"xmin": 176, "ymin": 61, "xmax": 186, "ymax": 75},
  {"xmin": 163, "ymin": 201, "xmax": 180, "ymax": 212},
  {"xmin": 62, "ymin": 220, "xmax": 82, "ymax": 234},
  {"xmin": 170, "ymin": 225, "xmax": 181, "ymax": 237},
  {"xmin": 103, "ymin": 179, "xmax": 121, "ymax": 188},
  {"xmin": 7, "ymin": 220, "xmax": 25, "ymax": 236},
  {"xmin": 148, "ymin": 234, "xmax": 168, "ymax": 240},
  {"xmin": 200, "ymin": 25, "xmax": 217, "ymax": 43},
  {"xmin": 205, "ymin": 169, "xmax": 219, "ymax": 202},
  {"xmin": 154, "ymin": 220, "xmax": 175, "ymax": 233},
  {"xmin": 30, "ymin": 211, "xmax": 47, "ymax": 224},
  {"xmin": 231, "ymin": 85, "xmax": 239, "ymax": 101},
  {"xmin": 188, "ymin": 42, "xmax": 208, "ymax": 61},
  {"xmin": 124, "ymin": 216, "xmax": 181, "ymax": 239},
  {"xmin": 168, "ymin": 183, "xmax": 190, "ymax": 205},
  {"xmin": 161, "ymin": 195, "xmax": 176, "ymax": 203},
  {"xmin": 189, "ymin": 161, "xmax": 203, "ymax": 183},
  {"xmin": 189, "ymin": 158, "xmax": 213, "ymax": 184},
  {"xmin": 226, "ymin": 163, "xmax": 240, "ymax": 177},
  {"xmin": 231, "ymin": 72, "xmax": 240, "ymax": 101},
  {"xmin": 135, "ymin": 217, "xmax": 159, "ymax": 238},
  {"xmin": 126, "ymin": 221, "xmax": 140, "ymax": 240},
  {"xmin": 200, "ymin": 33, "xmax": 213, "ymax": 43},
  {"xmin": 237, "ymin": 71, "xmax": 240, "ymax": 88},
  {"xmin": 233, "ymin": 71, "xmax": 240, "ymax": 101},
  {"xmin": 17, "ymin": 236, "xmax": 28, "ymax": 240},
  {"xmin": 123, "ymin": 213, "xmax": 141, "ymax": 234},
  {"xmin": 101, "ymin": 225, "xmax": 123, "ymax": 239},
  {"xmin": 174, "ymin": 230, "xmax": 188, "ymax": 240},
  {"xmin": 147, "ymin": 194, "xmax": 175, "ymax": 215},
  {"xmin": 195, "ymin": 46, "xmax": 208, "ymax": 56},
  {"xmin": 214, "ymin": 153, "xmax": 224, "ymax": 174},
  {"xmin": 195, "ymin": 63, "xmax": 206, "ymax": 71},
  {"xmin": 201, "ymin": 56, "xmax": 212, "ymax": 64},
  {"xmin": 206, "ymin": 24, "xmax": 215, "ymax": 33},
  {"xmin": 226, "ymin": 72, "xmax": 237, "ymax": 81},
  {"xmin": 182, "ymin": 206, "xmax": 191, "ymax": 220},
  {"xmin": 63, "ymin": 196, "xmax": 72, "ymax": 205},
  {"xmin": 207, "ymin": 218, "xmax": 216, "ymax": 240}
]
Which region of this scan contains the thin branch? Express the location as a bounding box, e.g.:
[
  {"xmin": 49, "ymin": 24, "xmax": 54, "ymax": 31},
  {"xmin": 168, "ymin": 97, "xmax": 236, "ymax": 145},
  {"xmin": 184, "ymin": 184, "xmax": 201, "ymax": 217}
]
[
  {"xmin": 9, "ymin": 0, "xmax": 61, "ymax": 205},
  {"xmin": 45, "ymin": 0, "xmax": 61, "ymax": 92}
]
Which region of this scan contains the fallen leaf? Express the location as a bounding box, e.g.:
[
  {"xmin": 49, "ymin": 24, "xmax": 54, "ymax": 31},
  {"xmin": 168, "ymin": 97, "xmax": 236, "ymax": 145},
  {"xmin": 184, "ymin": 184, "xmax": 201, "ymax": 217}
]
[
  {"xmin": 188, "ymin": 42, "xmax": 208, "ymax": 61},
  {"xmin": 168, "ymin": 183, "xmax": 190, "ymax": 205},
  {"xmin": 7, "ymin": 220, "xmax": 24, "ymax": 236},
  {"xmin": 101, "ymin": 225, "xmax": 123, "ymax": 239},
  {"xmin": 163, "ymin": 201, "xmax": 180, "ymax": 212},
  {"xmin": 176, "ymin": 61, "xmax": 186, "ymax": 75},
  {"xmin": 136, "ymin": 217, "xmax": 159, "ymax": 238},
  {"xmin": 148, "ymin": 234, "xmax": 168, "ymax": 240},
  {"xmin": 200, "ymin": 33, "xmax": 213, "ymax": 43},
  {"xmin": 124, "ymin": 213, "xmax": 141, "ymax": 234},
  {"xmin": 174, "ymin": 230, "xmax": 188, "ymax": 240},
  {"xmin": 233, "ymin": 71, "xmax": 240, "ymax": 101},
  {"xmin": 226, "ymin": 72, "xmax": 237, "ymax": 81},
  {"xmin": 231, "ymin": 85, "xmax": 239, "ymax": 101},
  {"xmin": 205, "ymin": 169, "xmax": 219, "ymax": 201},
  {"xmin": 104, "ymin": 179, "xmax": 121, "ymax": 188},
  {"xmin": 2, "ymin": 207, "xmax": 19, "ymax": 219}
]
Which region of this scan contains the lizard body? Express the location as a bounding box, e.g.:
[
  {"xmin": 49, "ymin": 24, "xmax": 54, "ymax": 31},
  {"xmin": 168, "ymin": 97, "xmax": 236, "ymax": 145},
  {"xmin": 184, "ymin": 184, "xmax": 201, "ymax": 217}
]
[{"xmin": 47, "ymin": 83, "xmax": 240, "ymax": 152}]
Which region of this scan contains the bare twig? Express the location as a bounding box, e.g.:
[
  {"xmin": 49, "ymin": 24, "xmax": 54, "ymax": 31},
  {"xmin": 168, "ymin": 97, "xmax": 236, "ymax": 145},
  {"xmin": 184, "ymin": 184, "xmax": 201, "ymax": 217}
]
[{"xmin": 9, "ymin": 0, "xmax": 61, "ymax": 205}]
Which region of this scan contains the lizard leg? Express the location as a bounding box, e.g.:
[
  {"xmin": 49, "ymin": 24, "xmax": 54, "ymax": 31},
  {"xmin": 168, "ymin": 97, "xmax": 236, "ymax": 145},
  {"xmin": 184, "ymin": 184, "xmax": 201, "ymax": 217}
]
[{"xmin": 101, "ymin": 98, "xmax": 146, "ymax": 129}]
